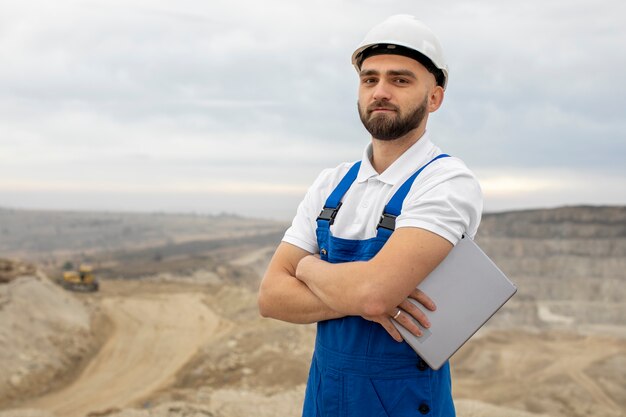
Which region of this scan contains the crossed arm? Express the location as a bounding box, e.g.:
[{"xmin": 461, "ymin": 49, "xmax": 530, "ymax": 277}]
[{"xmin": 257, "ymin": 227, "xmax": 453, "ymax": 340}]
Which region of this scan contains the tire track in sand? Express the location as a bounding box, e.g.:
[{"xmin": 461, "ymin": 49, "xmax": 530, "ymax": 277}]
[
  {"xmin": 568, "ymin": 369, "xmax": 620, "ymax": 411},
  {"xmin": 23, "ymin": 292, "xmax": 221, "ymax": 417}
]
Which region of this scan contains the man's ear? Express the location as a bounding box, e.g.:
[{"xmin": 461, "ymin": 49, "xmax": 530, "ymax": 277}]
[{"xmin": 428, "ymin": 85, "xmax": 444, "ymax": 113}]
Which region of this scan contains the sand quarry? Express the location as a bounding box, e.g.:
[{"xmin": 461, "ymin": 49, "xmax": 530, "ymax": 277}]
[
  {"xmin": 0, "ymin": 207, "xmax": 625, "ymax": 417},
  {"xmin": 1, "ymin": 261, "xmax": 624, "ymax": 417}
]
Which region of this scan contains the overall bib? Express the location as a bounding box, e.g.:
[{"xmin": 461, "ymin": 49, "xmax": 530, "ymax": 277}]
[{"xmin": 302, "ymin": 154, "xmax": 455, "ymax": 417}]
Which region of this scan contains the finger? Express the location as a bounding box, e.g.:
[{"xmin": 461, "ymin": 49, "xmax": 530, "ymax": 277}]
[
  {"xmin": 393, "ymin": 308, "xmax": 423, "ymax": 337},
  {"xmin": 399, "ymin": 299, "xmax": 431, "ymax": 329},
  {"xmin": 409, "ymin": 288, "xmax": 436, "ymax": 311},
  {"xmin": 380, "ymin": 317, "xmax": 404, "ymax": 342}
]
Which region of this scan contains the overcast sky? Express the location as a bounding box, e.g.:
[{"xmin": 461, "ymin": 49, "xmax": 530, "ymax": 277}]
[{"xmin": 1, "ymin": 0, "xmax": 625, "ymax": 219}]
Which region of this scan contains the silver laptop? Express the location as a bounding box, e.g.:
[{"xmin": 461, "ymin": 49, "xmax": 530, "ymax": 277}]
[{"xmin": 391, "ymin": 235, "xmax": 517, "ymax": 370}]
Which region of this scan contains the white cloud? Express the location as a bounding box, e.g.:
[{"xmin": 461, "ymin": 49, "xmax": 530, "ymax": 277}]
[{"xmin": 0, "ymin": 0, "xmax": 625, "ymax": 215}]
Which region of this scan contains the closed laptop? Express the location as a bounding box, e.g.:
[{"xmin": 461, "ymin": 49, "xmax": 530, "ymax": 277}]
[{"xmin": 392, "ymin": 235, "xmax": 517, "ymax": 370}]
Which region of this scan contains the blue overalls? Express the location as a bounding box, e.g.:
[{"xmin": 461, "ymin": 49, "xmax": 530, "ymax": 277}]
[{"xmin": 302, "ymin": 154, "xmax": 455, "ymax": 417}]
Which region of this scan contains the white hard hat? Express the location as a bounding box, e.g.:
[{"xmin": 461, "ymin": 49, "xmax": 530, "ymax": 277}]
[{"xmin": 352, "ymin": 15, "xmax": 449, "ymax": 90}]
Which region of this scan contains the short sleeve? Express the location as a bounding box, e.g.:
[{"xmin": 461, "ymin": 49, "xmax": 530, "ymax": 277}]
[
  {"xmin": 395, "ymin": 162, "xmax": 483, "ymax": 245},
  {"xmin": 282, "ymin": 168, "xmax": 336, "ymax": 254}
]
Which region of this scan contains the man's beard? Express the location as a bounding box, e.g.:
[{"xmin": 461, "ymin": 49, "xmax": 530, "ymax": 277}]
[{"xmin": 358, "ymin": 95, "xmax": 428, "ymax": 141}]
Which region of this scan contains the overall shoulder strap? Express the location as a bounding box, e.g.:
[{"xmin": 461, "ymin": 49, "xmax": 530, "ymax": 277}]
[
  {"xmin": 316, "ymin": 161, "xmax": 361, "ymax": 228},
  {"xmin": 376, "ymin": 154, "xmax": 450, "ymax": 237}
]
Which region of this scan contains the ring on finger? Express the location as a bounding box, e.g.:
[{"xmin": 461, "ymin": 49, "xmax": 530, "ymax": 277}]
[{"xmin": 392, "ymin": 308, "xmax": 401, "ymax": 320}]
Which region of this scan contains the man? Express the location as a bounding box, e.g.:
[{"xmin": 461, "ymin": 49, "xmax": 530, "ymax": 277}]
[{"xmin": 258, "ymin": 15, "xmax": 482, "ymax": 417}]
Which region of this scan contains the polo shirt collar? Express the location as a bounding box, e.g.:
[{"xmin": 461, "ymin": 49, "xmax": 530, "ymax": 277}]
[{"xmin": 356, "ymin": 131, "xmax": 434, "ymax": 185}]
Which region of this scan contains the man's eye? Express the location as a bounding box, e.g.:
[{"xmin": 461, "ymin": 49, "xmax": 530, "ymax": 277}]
[
  {"xmin": 362, "ymin": 78, "xmax": 377, "ymax": 84},
  {"xmin": 394, "ymin": 78, "xmax": 409, "ymax": 84}
]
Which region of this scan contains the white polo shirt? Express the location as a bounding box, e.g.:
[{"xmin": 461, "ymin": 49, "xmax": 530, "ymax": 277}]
[{"xmin": 283, "ymin": 132, "xmax": 483, "ymax": 254}]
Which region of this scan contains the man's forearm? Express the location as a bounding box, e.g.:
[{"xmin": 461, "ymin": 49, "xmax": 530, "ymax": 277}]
[
  {"xmin": 258, "ymin": 270, "xmax": 345, "ymax": 324},
  {"xmin": 295, "ymin": 256, "xmax": 383, "ymax": 316},
  {"xmin": 295, "ymin": 229, "xmax": 452, "ymax": 317}
]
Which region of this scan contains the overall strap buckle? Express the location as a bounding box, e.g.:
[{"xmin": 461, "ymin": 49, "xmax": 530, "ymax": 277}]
[
  {"xmin": 376, "ymin": 213, "xmax": 397, "ymax": 231},
  {"xmin": 317, "ymin": 202, "xmax": 343, "ymax": 225}
]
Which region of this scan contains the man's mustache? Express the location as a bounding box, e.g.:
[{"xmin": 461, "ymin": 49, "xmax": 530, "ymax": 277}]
[{"xmin": 367, "ymin": 101, "xmax": 399, "ymax": 113}]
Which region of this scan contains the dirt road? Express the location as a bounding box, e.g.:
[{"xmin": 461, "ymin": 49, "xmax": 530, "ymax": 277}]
[{"xmin": 23, "ymin": 291, "xmax": 222, "ymax": 417}]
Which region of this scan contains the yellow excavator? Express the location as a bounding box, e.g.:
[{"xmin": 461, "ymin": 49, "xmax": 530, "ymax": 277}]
[{"xmin": 62, "ymin": 264, "xmax": 99, "ymax": 292}]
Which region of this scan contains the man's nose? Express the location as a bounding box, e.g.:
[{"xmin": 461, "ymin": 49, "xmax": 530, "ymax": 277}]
[{"xmin": 372, "ymin": 81, "xmax": 392, "ymax": 101}]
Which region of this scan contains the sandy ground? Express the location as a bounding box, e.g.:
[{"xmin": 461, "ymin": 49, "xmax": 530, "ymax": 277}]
[
  {"xmin": 452, "ymin": 330, "xmax": 626, "ymax": 417},
  {"xmin": 4, "ymin": 276, "xmax": 625, "ymax": 417},
  {"xmin": 0, "ymin": 273, "xmax": 99, "ymax": 406},
  {"xmin": 20, "ymin": 287, "xmax": 227, "ymax": 417},
  {"xmin": 2, "ymin": 244, "xmax": 624, "ymax": 417}
]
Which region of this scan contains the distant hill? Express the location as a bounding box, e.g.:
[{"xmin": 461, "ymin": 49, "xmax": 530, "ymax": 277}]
[
  {"xmin": 0, "ymin": 207, "xmax": 288, "ymax": 261},
  {"xmin": 479, "ymin": 205, "xmax": 626, "ymax": 238}
]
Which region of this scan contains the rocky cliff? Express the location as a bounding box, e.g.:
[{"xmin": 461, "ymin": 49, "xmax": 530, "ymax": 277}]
[{"xmin": 477, "ymin": 206, "xmax": 625, "ymax": 331}]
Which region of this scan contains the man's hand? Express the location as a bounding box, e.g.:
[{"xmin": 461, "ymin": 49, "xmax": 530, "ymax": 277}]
[
  {"xmin": 363, "ymin": 312, "xmax": 405, "ymax": 342},
  {"xmin": 364, "ymin": 289, "xmax": 436, "ymax": 342},
  {"xmin": 294, "ymin": 254, "xmax": 318, "ymax": 282}
]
